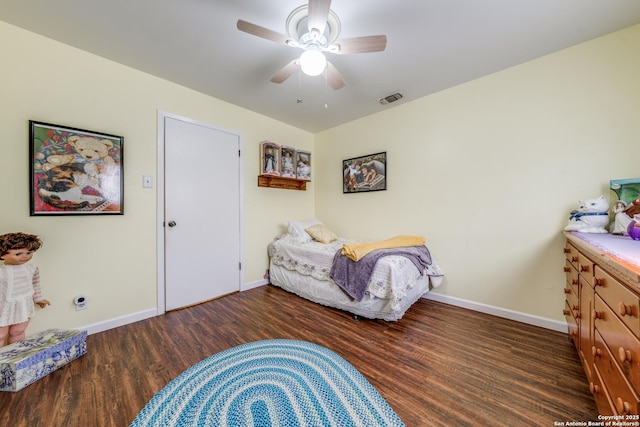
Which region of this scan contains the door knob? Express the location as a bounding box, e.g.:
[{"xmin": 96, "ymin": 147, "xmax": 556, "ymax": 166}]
[{"xmin": 168, "ymin": 221, "xmax": 177, "ymax": 227}]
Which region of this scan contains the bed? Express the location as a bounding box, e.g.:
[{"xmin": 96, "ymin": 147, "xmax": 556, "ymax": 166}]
[{"xmin": 267, "ymin": 220, "xmax": 444, "ymax": 321}]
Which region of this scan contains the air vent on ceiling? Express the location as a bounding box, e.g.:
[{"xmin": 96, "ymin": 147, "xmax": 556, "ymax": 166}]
[{"xmin": 379, "ymin": 92, "xmax": 403, "ymax": 105}]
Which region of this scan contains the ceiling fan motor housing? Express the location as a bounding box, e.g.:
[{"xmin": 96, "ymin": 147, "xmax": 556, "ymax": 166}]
[{"xmin": 287, "ymin": 5, "xmax": 342, "ymax": 49}]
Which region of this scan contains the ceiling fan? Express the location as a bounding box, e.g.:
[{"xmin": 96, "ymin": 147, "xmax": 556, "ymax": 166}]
[{"xmin": 237, "ymin": 0, "xmax": 387, "ymax": 90}]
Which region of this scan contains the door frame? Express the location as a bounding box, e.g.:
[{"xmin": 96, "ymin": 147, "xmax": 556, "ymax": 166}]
[{"xmin": 156, "ymin": 110, "xmax": 244, "ymax": 315}]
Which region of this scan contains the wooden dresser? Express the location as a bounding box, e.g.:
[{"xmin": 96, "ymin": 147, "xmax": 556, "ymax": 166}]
[{"xmin": 563, "ymin": 231, "xmax": 640, "ymax": 415}]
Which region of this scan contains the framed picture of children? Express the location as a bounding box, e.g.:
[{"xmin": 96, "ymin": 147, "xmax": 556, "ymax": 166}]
[
  {"xmin": 342, "ymin": 152, "xmax": 387, "ymax": 193},
  {"xmin": 260, "ymin": 141, "xmax": 280, "ymax": 176},
  {"xmin": 280, "ymin": 146, "xmax": 296, "ymax": 178},
  {"xmin": 29, "ymin": 121, "xmax": 124, "ymax": 215},
  {"xmin": 296, "ymin": 150, "xmax": 311, "ymax": 181}
]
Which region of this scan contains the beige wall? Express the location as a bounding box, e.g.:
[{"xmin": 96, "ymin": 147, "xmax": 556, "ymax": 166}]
[
  {"xmin": 315, "ymin": 24, "xmax": 640, "ymax": 322},
  {"xmin": 0, "ymin": 21, "xmax": 314, "ymax": 334},
  {"xmin": 2, "ymin": 19, "xmax": 639, "ymax": 336}
]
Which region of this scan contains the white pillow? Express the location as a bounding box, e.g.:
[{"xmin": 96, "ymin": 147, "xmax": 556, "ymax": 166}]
[{"xmin": 288, "ymin": 218, "xmax": 322, "ymax": 242}]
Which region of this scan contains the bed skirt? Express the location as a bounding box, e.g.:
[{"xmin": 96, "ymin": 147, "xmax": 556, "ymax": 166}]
[{"xmin": 269, "ymin": 263, "xmax": 433, "ymax": 321}]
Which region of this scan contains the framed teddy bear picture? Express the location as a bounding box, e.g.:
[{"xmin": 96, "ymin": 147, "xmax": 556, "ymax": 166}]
[{"xmin": 29, "ymin": 121, "xmax": 124, "ymax": 215}]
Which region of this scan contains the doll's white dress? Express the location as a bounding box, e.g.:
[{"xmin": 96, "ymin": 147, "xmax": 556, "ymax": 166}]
[{"xmin": 0, "ymin": 264, "xmax": 42, "ymax": 327}]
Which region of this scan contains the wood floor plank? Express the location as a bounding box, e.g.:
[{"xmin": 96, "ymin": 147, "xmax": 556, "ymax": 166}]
[{"xmin": 0, "ymin": 285, "xmax": 597, "ymax": 426}]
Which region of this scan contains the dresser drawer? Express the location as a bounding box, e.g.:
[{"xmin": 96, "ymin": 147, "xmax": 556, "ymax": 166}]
[
  {"xmin": 594, "ymin": 330, "xmax": 640, "ymax": 415},
  {"xmin": 564, "ymin": 242, "xmax": 580, "ymax": 270},
  {"xmin": 595, "ymin": 295, "xmax": 640, "ymax": 394},
  {"xmin": 591, "ymin": 361, "xmax": 616, "ymax": 415},
  {"xmin": 566, "ymin": 286, "xmax": 580, "ymax": 320},
  {"xmin": 579, "ymin": 253, "xmax": 595, "ymax": 286},
  {"xmin": 564, "ymin": 259, "xmax": 579, "ymax": 294},
  {"xmin": 581, "ymin": 280, "xmax": 595, "ymax": 376},
  {"xmin": 565, "ymin": 301, "xmax": 579, "ymax": 345},
  {"xmin": 595, "ymin": 266, "xmax": 640, "ymax": 336}
]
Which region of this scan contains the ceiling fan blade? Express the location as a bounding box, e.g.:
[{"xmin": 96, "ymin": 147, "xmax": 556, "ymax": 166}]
[
  {"xmin": 270, "ymin": 60, "xmax": 300, "ymax": 84},
  {"xmin": 308, "ymin": 0, "xmax": 331, "ymax": 34},
  {"xmin": 326, "ymin": 62, "xmax": 345, "ymax": 90},
  {"xmin": 334, "ymin": 35, "xmax": 387, "ymax": 54},
  {"xmin": 237, "ymin": 19, "xmax": 290, "ymax": 45}
]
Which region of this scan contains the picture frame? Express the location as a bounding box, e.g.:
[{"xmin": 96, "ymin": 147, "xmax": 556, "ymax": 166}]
[
  {"xmin": 343, "ymin": 151, "xmax": 387, "ymax": 193},
  {"xmin": 610, "ymin": 178, "xmax": 640, "ymax": 208},
  {"xmin": 279, "ymin": 146, "xmax": 297, "ymax": 178},
  {"xmin": 260, "ymin": 141, "xmax": 280, "ymax": 176},
  {"xmin": 296, "ymin": 150, "xmax": 312, "ymax": 181},
  {"xmin": 29, "ymin": 121, "xmax": 124, "ymax": 215}
]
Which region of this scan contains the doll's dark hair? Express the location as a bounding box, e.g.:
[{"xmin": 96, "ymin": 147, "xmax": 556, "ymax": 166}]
[{"xmin": 0, "ymin": 232, "xmax": 43, "ymax": 257}]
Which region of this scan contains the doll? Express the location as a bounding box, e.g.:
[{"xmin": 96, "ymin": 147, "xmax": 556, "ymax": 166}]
[
  {"xmin": 612, "ymin": 197, "xmax": 640, "ymax": 235},
  {"xmin": 264, "ymin": 147, "xmax": 276, "ymax": 173},
  {"xmin": 281, "ymin": 150, "xmax": 295, "ymax": 177},
  {"xmin": 0, "ymin": 232, "xmax": 50, "ymax": 346}
]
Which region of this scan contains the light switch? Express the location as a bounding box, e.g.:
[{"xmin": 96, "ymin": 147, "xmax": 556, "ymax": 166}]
[{"xmin": 143, "ymin": 175, "xmax": 153, "ymax": 188}]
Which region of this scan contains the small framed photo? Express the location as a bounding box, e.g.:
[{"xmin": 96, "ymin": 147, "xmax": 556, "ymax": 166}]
[
  {"xmin": 260, "ymin": 141, "xmax": 280, "ymax": 176},
  {"xmin": 30, "ymin": 121, "xmax": 124, "ymax": 215},
  {"xmin": 296, "ymin": 150, "xmax": 311, "ymax": 181},
  {"xmin": 343, "ymin": 152, "xmax": 387, "ymax": 193},
  {"xmin": 280, "ymin": 146, "xmax": 297, "ymax": 178}
]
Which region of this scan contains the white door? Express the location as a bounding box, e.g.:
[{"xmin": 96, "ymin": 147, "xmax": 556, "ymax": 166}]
[{"xmin": 164, "ymin": 116, "xmax": 241, "ymax": 311}]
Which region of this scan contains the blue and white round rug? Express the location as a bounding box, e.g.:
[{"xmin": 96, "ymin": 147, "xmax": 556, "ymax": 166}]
[{"xmin": 130, "ymin": 339, "xmax": 404, "ymax": 427}]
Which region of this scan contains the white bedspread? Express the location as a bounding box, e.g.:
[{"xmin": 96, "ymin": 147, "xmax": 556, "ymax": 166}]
[{"xmin": 268, "ymin": 234, "xmax": 444, "ymax": 308}]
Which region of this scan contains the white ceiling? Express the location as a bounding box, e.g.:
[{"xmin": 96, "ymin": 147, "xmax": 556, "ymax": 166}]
[{"xmin": 2, "ymin": 0, "xmax": 640, "ymax": 133}]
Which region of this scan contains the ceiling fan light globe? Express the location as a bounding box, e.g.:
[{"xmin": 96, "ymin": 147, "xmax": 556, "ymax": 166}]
[{"xmin": 299, "ymin": 50, "xmax": 327, "ymax": 76}]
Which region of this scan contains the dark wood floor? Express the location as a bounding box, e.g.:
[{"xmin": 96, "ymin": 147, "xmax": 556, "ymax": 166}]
[{"xmin": 0, "ymin": 285, "xmax": 597, "ymax": 426}]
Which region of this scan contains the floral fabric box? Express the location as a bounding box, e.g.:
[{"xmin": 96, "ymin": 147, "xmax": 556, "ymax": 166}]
[{"xmin": 0, "ymin": 328, "xmax": 87, "ymax": 392}]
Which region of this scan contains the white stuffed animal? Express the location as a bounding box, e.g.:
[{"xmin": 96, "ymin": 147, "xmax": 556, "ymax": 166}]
[{"xmin": 564, "ymin": 195, "xmax": 609, "ymax": 233}]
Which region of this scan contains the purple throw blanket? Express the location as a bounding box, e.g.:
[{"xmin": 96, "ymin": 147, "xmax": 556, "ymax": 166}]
[{"xmin": 329, "ymin": 245, "xmax": 432, "ymax": 301}]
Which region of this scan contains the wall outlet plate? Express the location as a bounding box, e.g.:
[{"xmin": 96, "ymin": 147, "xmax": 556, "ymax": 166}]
[{"xmin": 74, "ymin": 295, "xmax": 88, "ymax": 311}]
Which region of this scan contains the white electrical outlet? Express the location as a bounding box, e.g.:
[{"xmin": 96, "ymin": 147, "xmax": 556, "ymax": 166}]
[{"xmin": 74, "ymin": 295, "xmax": 88, "ymax": 311}]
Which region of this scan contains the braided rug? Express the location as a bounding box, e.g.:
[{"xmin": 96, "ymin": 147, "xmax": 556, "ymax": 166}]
[{"xmin": 130, "ymin": 339, "xmax": 404, "ymax": 427}]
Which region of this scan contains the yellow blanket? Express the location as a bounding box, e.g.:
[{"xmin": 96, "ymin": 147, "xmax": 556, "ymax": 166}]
[{"xmin": 341, "ymin": 235, "xmax": 426, "ymax": 261}]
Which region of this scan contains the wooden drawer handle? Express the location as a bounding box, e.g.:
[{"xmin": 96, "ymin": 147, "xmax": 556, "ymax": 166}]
[
  {"xmin": 563, "ymin": 288, "xmax": 571, "ymax": 294},
  {"xmin": 564, "ymin": 248, "xmax": 571, "ymax": 254},
  {"xmin": 563, "ymin": 309, "xmax": 571, "ymax": 316},
  {"xmin": 572, "ymin": 305, "xmax": 580, "ymax": 318},
  {"xmin": 589, "ymin": 382, "xmax": 600, "ymax": 395},
  {"xmin": 594, "ymin": 278, "xmax": 603, "ymax": 287},
  {"xmin": 580, "ymin": 265, "xmax": 589, "ymax": 272},
  {"xmin": 572, "ymin": 256, "xmax": 578, "ymax": 262},
  {"xmin": 592, "ymin": 310, "xmax": 602, "ymax": 320},
  {"xmin": 592, "ymin": 346, "xmax": 603, "ymax": 359},
  {"xmin": 572, "ymin": 278, "xmax": 578, "ymax": 285},
  {"xmin": 616, "ymin": 397, "xmax": 631, "ymax": 415},
  {"xmin": 563, "ymin": 267, "xmax": 571, "ymax": 273},
  {"xmin": 619, "ymin": 302, "xmax": 631, "ymax": 317},
  {"xmin": 618, "ymin": 347, "xmax": 632, "ymax": 364}
]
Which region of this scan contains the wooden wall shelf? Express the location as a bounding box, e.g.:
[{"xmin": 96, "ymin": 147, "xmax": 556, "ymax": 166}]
[{"xmin": 258, "ymin": 175, "xmax": 308, "ymax": 191}]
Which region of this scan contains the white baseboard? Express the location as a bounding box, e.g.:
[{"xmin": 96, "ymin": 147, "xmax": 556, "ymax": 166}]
[
  {"xmin": 80, "ymin": 308, "xmax": 158, "ymax": 335},
  {"xmin": 423, "ymin": 292, "xmax": 567, "ymax": 333},
  {"xmin": 81, "ymin": 286, "xmax": 566, "ymax": 336},
  {"xmin": 242, "ymin": 278, "xmax": 268, "ymax": 291},
  {"xmin": 82, "ymin": 281, "xmax": 268, "ymax": 336}
]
